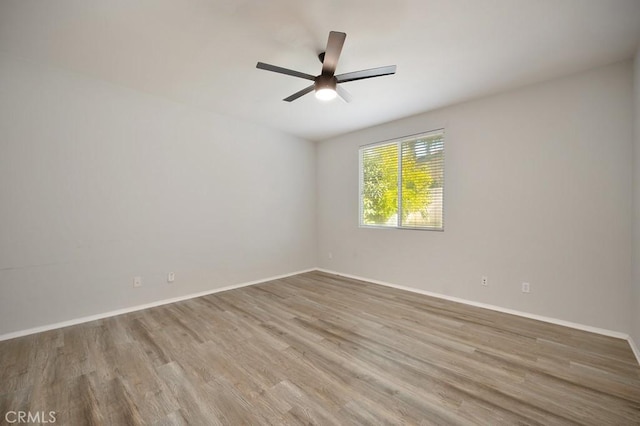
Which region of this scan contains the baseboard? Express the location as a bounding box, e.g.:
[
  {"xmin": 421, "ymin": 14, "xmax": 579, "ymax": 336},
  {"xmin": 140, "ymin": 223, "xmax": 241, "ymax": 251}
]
[
  {"xmin": 0, "ymin": 268, "xmax": 316, "ymax": 342},
  {"xmin": 315, "ymin": 268, "xmax": 631, "ymax": 341},
  {"xmin": 4, "ymin": 266, "xmax": 639, "ymax": 367},
  {"xmin": 629, "ymin": 337, "xmax": 640, "ymax": 365}
]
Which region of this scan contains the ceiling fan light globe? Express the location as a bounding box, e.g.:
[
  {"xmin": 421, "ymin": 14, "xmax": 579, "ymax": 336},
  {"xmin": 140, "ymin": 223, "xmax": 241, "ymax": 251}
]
[{"xmin": 315, "ymin": 88, "xmax": 337, "ymax": 101}]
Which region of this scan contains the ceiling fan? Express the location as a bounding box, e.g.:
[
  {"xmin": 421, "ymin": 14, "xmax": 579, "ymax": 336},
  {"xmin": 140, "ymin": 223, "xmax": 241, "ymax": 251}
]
[{"xmin": 256, "ymin": 31, "xmax": 396, "ymax": 102}]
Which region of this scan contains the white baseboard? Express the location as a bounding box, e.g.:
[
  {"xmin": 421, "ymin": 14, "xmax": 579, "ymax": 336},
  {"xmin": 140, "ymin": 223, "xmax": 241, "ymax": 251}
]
[
  {"xmin": 0, "ymin": 268, "xmax": 316, "ymax": 342},
  {"xmin": 4, "ymin": 266, "xmax": 639, "ymax": 367},
  {"xmin": 629, "ymin": 337, "xmax": 640, "ymax": 365},
  {"xmin": 315, "ymin": 268, "xmax": 632, "ymax": 342}
]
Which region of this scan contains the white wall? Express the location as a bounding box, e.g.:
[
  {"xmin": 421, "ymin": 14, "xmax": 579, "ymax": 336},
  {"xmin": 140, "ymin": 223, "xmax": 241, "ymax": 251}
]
[
  {"xmin": 1, "ymin": 52, "xmax": 635, "ymax": 339},
  {"xmin": 0, "ymin": 54, "xmax": 316, "ymax": 335},
  {"xmin": 633, "ymin": 47, "xmax": 640, "ymax": 347},
  {"xmin": 317, "ymin": 61, "xmax": 634, "ymax": 333}
]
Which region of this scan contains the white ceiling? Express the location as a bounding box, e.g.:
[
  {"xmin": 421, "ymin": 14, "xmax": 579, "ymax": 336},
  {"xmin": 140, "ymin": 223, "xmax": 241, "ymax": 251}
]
[{"xmin": 1, "ymin": 0, "xmax": 639, "ymax": 141}]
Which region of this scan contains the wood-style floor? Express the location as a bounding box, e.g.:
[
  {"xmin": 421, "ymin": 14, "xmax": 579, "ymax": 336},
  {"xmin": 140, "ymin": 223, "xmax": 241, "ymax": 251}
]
[{"xmin": 1, "ymin": 271, "xmax": 639, "ymax": 425}]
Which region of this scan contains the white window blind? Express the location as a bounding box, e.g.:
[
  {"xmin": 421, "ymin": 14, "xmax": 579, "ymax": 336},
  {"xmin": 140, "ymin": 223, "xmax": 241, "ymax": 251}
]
[{"xmin": 359, "ymin": 129, "xmax": 444, "ymax": 230}]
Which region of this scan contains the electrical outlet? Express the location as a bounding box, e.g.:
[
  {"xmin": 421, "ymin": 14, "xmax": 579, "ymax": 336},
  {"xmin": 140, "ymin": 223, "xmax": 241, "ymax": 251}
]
[
  {"xmin": 133, "ymin": 276, "xmax": 142, "ymax": 288},
  {"xmin": 328, "ymin": 252, "xmax": 333, "ymax": 259},
  {"xmin": 167, "ymin": 272, "xmax": 175, "ymax": 283},
  {"xmin": 522, "ymin": 282, "xmax": 530, "ymax": 293},
  {"xmin": 481, "ymin": 276, "xmax": 488, "ymax": 286}
]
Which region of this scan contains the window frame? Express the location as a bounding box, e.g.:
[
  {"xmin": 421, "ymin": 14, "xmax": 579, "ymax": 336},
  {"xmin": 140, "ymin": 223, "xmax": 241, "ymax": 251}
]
[{"xmin": 358, "ymin": 129, "xmax": 445, "ymax": 231}]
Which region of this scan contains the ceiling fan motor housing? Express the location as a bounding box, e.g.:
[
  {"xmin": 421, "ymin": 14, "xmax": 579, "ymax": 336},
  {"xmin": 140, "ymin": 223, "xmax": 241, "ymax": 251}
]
[{"xmin": 315, "ymin": 74, "xmax": 337, "ymax": 92}]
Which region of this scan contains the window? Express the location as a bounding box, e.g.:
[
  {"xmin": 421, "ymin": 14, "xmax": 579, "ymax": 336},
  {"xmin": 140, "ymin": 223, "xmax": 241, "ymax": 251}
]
[{"xmin": 359, "ymin": 129, "xmax": 444, "ymax": 230}]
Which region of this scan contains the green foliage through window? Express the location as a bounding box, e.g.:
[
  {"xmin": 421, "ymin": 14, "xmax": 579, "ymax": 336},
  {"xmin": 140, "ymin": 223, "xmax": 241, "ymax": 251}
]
[{"xmin": 360, "ymin": 130, "xmax": 444, "ymax": 230}]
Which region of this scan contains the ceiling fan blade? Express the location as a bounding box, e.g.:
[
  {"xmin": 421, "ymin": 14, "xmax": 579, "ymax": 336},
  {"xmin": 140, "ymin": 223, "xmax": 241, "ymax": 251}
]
[
  {"xmin": 256, "ymin": 62, "xmax": 316, "ymax": 81},
  {"xmin": 321, "ymin": 31, "xmax": 346, "ymax": 76},
  {"xmin": 283, "ymin": 84, "xmax": 315, "ymax": 102},
  {"xmin": 336, "ymin": 85, "xmax": 351, "ymax": 103},
  {"xmin": 336, "ymin": 65, "xmax": 396, "ymax": 83}
]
